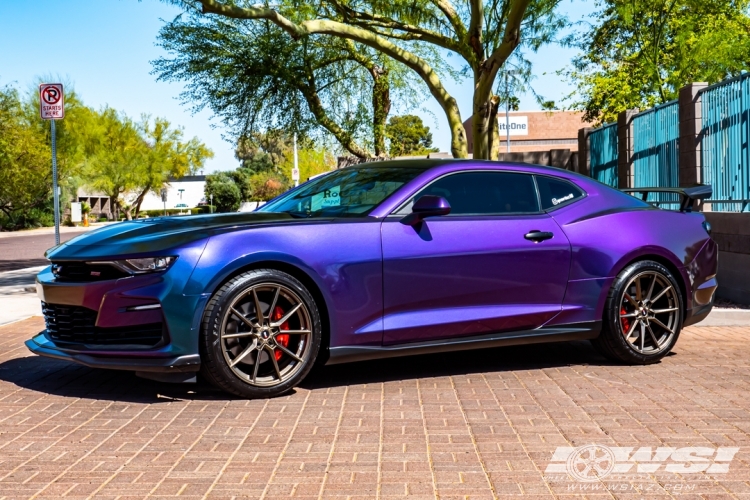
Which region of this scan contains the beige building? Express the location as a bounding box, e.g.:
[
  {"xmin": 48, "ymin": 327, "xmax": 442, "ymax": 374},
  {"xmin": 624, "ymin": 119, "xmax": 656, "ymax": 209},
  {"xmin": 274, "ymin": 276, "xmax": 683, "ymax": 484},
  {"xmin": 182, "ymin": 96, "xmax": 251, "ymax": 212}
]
[{"xmin": 463, "ymin": 110, "xmax": 593, "ymax": 154}]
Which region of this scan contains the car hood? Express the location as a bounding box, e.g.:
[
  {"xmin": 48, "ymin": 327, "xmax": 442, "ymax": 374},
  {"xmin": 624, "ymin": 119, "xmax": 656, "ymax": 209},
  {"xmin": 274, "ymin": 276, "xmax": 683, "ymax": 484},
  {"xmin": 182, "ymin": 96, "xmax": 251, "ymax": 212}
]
[{"xmin": 45, "ymin": 212, "xmax": 306, "ymax": 260}]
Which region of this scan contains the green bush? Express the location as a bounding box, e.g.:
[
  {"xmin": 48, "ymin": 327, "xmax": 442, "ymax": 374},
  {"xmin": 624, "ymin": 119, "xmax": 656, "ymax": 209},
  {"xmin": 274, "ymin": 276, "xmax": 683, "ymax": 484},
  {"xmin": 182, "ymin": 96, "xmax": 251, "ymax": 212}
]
[
  {"xmin": 205, "ymin": 172, "xmax": 241, "ymax": 212},
  {"xmin": 1, "ymin": 207, "xmax": 55, "ymax": 230}
]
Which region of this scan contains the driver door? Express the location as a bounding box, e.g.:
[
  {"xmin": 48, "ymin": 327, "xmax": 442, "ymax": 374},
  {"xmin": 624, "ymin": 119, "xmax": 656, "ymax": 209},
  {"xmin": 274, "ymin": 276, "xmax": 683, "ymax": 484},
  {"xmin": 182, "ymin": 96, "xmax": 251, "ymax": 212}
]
[{"xmin": 381, "ymin": 170, "xmax": 571, "ymax": 345}]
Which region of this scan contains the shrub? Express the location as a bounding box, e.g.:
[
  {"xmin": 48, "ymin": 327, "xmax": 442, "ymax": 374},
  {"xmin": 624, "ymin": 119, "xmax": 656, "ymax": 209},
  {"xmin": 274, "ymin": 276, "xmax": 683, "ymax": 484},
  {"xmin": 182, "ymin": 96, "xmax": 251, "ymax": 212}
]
[{"xmin": 205, "ymin": 172, "xmax": 242, "ymax": 212}]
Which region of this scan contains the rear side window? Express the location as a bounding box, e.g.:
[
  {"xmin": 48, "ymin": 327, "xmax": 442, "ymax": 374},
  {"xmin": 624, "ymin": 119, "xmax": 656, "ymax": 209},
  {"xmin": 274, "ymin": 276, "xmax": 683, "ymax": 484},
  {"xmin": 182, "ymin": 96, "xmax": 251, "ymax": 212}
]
[
  {"xmin": 536, "ymin": 176, "xmax": 585, "ymax": 210},
  {"xmin": 406, "ymin": 171, "xmax": 540, "ymax": 215}
]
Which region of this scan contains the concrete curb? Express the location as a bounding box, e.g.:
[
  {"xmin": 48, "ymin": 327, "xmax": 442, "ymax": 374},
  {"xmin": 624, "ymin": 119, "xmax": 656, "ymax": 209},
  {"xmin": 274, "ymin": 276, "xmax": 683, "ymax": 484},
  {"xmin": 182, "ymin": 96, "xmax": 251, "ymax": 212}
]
[{"xmin": 696, "ymin": 308, "xmax": 750, "ymax": 327}]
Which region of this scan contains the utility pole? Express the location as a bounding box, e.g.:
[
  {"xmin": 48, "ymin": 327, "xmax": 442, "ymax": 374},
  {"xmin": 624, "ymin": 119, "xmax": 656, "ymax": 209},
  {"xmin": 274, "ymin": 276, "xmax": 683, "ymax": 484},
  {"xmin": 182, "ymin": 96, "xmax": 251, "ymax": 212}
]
[
  {"xmin": 505, "ymin": 72, "xmax": 511, "ymax": 154},
  {"xmin": 293, "ymin": 133, "xmax": 300, "ymax": 187}
]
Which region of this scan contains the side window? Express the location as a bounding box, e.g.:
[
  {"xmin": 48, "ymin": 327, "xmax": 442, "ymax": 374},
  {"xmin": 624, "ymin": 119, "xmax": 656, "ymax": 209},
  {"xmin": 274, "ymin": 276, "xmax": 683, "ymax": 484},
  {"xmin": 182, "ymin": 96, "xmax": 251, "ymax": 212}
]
[
  {"xmin": 404, "ymin": 171, "xmax": 540, "ymax": 215},
  {"xmin": 536, "ymin": 176, "xmax": 585, "ymax": 210}
]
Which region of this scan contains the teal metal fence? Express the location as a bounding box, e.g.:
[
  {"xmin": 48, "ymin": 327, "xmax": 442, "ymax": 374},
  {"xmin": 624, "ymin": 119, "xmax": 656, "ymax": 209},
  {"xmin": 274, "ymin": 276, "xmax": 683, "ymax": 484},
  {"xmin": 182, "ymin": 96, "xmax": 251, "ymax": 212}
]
[
  {"xmin": 700, "ymin": 74, "xmax": 750, "ymax": 212},
  {"xmin": 631, "ymin": 100, "xmax": 680, "ymax": 206},
  {"xmin": 589, "ymin": 123, "xmax": 618, "ymax": 187}
]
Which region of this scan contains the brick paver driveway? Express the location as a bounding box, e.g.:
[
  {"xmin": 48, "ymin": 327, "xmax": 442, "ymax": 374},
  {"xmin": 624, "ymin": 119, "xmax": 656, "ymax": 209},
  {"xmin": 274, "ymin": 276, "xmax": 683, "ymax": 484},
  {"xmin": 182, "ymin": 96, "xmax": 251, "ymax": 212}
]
[{"xmin": 0, "ymin": 318, "xmax": 748, "ymax": 499}]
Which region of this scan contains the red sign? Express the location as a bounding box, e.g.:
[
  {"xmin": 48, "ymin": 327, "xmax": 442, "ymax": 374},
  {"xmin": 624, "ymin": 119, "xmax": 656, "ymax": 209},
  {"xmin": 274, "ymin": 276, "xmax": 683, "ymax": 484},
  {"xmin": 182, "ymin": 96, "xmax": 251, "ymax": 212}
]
[{"xmin": 39, "ymin": 84, "xmax": 64, "ymax": 120}]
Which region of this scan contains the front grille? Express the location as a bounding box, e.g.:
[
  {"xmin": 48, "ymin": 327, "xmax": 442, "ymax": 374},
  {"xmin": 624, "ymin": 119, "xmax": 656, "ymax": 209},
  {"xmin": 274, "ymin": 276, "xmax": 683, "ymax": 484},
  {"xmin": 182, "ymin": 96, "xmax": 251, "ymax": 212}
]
[
  {"xmin": 51, "ymin": 262, "xmax": 130, "ymax": 282},
  {"xmin": 42, "ymin": 302, "xmax": 163, "ymax": 347}
]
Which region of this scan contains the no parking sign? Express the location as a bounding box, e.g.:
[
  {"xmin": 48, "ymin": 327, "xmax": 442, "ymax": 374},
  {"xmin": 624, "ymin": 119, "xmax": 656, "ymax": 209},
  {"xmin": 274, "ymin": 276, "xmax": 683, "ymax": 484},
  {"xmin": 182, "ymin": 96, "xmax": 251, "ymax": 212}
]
[{"xmin": 39, "ymin": 83, "xmax": 64, "ymax": 119}]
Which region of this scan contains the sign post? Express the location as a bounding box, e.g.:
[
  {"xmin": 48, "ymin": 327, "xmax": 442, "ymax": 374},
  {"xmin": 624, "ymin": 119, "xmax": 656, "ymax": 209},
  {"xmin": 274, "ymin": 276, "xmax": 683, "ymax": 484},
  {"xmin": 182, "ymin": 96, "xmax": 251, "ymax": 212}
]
[
  {"xmin": 161, "ymin": 188, "xmax": 168, "ymax": 217},
  {"xmin": 40, "ymin": 84, "xmax": 65, "ymax": 245}
]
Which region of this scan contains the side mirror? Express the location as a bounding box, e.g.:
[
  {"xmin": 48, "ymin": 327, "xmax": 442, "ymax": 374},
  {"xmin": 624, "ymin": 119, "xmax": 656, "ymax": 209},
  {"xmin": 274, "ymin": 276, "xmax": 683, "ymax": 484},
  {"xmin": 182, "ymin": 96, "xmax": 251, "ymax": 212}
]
[{"xmin": 400, "ymin": 195, "xmax": 451, "ymax": 226}]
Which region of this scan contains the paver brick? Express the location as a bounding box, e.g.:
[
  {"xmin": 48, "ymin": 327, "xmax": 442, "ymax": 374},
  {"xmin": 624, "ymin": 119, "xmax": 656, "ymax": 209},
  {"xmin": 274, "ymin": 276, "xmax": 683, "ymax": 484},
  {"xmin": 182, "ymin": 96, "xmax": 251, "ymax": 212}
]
[{"xmin": 0, "ymin": 318, "xmax": 749, "ymax": 498}]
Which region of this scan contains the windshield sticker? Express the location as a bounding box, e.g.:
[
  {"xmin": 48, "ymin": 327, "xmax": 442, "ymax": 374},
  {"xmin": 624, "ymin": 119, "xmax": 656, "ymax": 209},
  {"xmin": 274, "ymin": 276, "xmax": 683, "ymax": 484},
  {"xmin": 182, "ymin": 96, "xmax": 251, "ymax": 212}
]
[
  {"xmin": 311, "ymin": 185, "xmax": 341, "ymax": 211},
  {"xmin": 552, "ymin": 193, "xmax": 574, "ymax": 205}
]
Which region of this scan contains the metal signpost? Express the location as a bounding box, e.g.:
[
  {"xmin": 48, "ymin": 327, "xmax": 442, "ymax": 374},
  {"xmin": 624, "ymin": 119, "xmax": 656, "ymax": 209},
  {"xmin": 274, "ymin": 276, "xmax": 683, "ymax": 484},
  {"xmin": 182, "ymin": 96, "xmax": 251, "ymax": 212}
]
[
  {"xmin": 39, "ymin": 84, "xmax": 64, "ymax": 245},
  {"xmin": 161, "ymin": 188, "xmax": 168, "ymax": 216},
  {"xmin": 209, "ymin": 194, "xmax": 213, "ymax": 213}
]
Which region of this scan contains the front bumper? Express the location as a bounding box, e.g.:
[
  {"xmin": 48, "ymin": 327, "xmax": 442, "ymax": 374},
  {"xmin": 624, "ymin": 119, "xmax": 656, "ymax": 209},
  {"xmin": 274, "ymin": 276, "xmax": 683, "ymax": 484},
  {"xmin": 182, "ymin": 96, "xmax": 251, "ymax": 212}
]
[
  {"xmin": 25, "ymin": 333, "xmax": 200, "ymax": 372},
  {"xmin": 29, "ymin": 262, "xmax": 210, "ymax": 372}
]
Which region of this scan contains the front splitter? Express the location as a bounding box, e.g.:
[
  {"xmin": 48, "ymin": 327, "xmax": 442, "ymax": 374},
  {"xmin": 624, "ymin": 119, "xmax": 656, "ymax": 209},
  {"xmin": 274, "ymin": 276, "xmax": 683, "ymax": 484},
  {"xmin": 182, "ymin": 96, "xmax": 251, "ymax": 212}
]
[{"xmin": 25, "ymin": 333, "xmax": 201, "ymax": 373}]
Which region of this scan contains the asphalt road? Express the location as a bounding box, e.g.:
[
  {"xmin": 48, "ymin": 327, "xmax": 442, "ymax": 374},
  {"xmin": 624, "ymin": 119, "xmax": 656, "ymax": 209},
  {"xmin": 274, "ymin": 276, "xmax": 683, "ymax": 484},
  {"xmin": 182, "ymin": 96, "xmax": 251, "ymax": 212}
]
[{"xmin": 0, "ymin": 230, "xmax": 88, "ymax": 272}]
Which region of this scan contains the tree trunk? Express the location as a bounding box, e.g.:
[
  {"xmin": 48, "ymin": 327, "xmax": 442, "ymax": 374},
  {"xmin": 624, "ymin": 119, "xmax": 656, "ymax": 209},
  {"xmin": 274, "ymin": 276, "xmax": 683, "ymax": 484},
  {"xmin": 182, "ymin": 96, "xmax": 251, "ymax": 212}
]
[
  {"xmin": 472, "ymin": 73, "xmax": 494, "ymax": 160},
  {"xmin": 488, "ymin": 96, "xmax": 501, "ymax": 160},
  {"xmin": 371, "ymin": 67, "xmax": 391, "ymax": 157},
  {"xmin": 132, "ymin": 185, "xmax": 152, "ymax": 217}
]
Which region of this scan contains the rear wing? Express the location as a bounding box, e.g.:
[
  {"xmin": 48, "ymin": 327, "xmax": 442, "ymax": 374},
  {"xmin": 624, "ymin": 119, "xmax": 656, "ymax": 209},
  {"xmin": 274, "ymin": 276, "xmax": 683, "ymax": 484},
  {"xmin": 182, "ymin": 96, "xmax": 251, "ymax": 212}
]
[{"xmin": 621, "ymin": 185, "xmax": 712, "ymax": 212}]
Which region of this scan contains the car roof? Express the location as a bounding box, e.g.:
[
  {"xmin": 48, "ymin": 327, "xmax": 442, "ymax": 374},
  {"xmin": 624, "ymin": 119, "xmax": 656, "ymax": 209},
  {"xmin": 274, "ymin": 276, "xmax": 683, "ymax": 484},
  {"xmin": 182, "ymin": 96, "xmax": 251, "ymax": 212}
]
[{"xmin": 347, "ymin": 158, "xmax": 588, "ymax": 180}]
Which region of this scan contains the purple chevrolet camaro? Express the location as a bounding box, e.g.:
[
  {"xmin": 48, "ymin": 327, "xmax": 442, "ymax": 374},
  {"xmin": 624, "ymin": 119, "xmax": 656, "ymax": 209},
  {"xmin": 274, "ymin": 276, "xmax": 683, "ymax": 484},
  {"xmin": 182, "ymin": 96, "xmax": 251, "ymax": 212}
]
[{"xmin": 27, "ymin": 160, "xmax": 717, "ymax": 398}]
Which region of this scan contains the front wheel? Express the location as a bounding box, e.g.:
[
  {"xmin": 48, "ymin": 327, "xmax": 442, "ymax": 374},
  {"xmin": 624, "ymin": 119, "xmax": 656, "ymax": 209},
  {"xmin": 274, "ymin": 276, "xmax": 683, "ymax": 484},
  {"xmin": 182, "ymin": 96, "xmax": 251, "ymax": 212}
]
[
  {"xmin": 200, "ymin": 269, "xmax": 322, "ymax": 398},
  {"xmin": 591, "ymin": 260, "xmax": 683, "ymax": 364}
]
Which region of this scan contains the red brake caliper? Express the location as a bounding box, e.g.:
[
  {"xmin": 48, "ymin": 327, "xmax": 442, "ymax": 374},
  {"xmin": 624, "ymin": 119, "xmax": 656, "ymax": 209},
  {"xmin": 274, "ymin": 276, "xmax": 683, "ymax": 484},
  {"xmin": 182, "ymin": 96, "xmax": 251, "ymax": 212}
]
[
  {"xmin": 273, "ymin": 306, "xmax": 290, "ymax": 361},
  {"xmin": 621, "ymin": 306, "xmax": 631, "ymax": 333}
]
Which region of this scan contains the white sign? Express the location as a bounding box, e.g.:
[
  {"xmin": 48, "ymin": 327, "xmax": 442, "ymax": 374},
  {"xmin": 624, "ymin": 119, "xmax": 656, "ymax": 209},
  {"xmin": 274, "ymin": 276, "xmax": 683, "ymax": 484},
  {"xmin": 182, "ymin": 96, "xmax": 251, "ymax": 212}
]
[
  {"xmin": 39, "ymin": 84, "xmax": 64, "ymax": 120},
  {"xmin": 498, "ymin": 115, "xmax": 528, "ymax": 136},
  {"xmin": 70, "ymin": 202, "xmax": 82, "ymax": 223},
  {"xmin": 291, "ymin": 167, "xmax": 300, "ymax": 181}
]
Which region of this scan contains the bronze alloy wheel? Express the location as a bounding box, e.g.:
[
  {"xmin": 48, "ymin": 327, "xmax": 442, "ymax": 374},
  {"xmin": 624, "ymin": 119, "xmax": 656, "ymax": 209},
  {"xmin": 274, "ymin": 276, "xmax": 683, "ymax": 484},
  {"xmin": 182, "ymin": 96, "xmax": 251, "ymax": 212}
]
[
  {"xmin": 591, "ymin": 260, "xmax": 683, "ymax": 365},
  {"xmin": 617, "ymin": 270, "xmax": 679, "ymax": 354},
  {"xmin": 220, "ymin": 283, "xmax": 313, "ymax": 387},
  {"xmin": 200, "ymin": 269, "xmax": 321, "ymax": 398}
]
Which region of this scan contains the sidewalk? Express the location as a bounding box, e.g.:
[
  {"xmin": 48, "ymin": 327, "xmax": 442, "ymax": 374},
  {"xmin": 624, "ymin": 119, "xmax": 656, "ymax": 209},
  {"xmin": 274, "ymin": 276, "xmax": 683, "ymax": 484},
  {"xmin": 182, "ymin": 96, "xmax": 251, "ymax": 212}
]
[
  {"xmin": 0, "ymin": 222, "xmax": 111, "ymax": 239},
  {"xmin": 0, "ymin": 267, "xmax": 45, "ymax": 326}
]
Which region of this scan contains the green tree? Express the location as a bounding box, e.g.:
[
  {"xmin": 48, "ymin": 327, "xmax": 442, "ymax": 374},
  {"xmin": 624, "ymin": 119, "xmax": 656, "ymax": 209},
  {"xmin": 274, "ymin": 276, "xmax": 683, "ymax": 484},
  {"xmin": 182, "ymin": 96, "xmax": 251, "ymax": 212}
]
[
  {"xmin": 565, "ymin": 0, "xmax": 750, "ymax": 124},
  {"xmin": 154, "ymin": 12, "xmax": 429, "ymax": 157},
  {"xmin": 165, "ymin": 0, "xmax": 566, "ymax": 159},
  {"xmin": 81, "ymin": 108, "xmax": 145, "ymax": 219},
  {"xmin": 129, "ymin": 116, "xmax": 214, "ymax": 215},
  {"xmin": 0, "ymin": 80, "xmax": 95, "ymax": 228},
  {"xmin": 386, "ymin": 115, "xmax": 439, "ymax": 156},
  {"xmin": 0, "ymin": 84, "xmax": 52, "ymax": 229},
  {"xmin": 205, "ymin": 172, "xmax": 242, "ymax": 212}
]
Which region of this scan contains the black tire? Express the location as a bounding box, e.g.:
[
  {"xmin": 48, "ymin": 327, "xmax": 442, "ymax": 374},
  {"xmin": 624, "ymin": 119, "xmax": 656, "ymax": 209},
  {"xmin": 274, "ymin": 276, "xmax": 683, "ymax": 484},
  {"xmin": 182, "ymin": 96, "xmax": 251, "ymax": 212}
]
[
  {"xmin": 591, "ymin": 260, "xmax": 683, "ymax": 364},
  {"xmin": 200, "ymin": 269, "xmax": 322, "ymax": 398}
]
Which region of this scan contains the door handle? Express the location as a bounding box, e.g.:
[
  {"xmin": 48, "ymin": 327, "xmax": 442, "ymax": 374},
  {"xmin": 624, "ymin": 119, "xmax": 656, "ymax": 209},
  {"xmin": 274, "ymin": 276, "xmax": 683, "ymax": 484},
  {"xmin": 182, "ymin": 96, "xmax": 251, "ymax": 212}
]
[{"xmin": 524, "ymin": 230, "xmax": 554, "ymax": 243}]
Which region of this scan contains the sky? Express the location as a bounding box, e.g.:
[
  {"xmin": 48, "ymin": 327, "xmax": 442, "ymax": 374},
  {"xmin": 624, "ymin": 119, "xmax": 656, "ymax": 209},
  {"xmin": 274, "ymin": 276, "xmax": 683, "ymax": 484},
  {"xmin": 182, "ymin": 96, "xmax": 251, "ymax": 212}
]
[{"xmin": 0, "ymin": 0, "xmax": 595, "ymax": 172}]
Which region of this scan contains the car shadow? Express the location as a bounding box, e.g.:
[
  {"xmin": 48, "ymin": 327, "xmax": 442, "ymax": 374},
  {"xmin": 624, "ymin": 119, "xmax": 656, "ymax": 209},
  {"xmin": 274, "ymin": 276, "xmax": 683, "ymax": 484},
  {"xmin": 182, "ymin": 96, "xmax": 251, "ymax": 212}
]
[
  {"xmin": 0, "ymin": 341, "xmax": 617, "ymax": 403},
  {"xmin": 0, "ymin": 356, "xmax": 234, "ymax": 404},
  {"xmin": 301, "ymin": 340, "xmax": 613, "ymax": 390}
]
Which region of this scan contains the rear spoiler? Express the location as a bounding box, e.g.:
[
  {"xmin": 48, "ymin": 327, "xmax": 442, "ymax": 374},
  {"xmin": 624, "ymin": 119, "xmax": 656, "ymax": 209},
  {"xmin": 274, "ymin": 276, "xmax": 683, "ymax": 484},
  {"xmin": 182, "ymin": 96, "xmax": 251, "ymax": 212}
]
[{"xmin": 621, "ymin": 185, "xmax": 712, "ymax": 212}]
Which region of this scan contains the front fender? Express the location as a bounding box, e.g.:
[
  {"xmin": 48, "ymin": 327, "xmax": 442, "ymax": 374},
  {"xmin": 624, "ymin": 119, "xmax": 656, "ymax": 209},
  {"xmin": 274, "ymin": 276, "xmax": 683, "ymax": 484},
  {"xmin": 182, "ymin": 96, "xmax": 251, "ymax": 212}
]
[{"xmin": 183, "ymin": 223, "xmax": 384, "ymax": 348}]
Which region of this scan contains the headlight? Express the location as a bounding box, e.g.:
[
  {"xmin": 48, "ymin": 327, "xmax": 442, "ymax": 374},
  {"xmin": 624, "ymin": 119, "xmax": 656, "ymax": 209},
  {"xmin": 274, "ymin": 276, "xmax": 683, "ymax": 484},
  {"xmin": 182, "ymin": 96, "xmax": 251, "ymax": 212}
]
[{"xmin": 89, "ymin": 256, "xmax": 177, "ymax": 275}]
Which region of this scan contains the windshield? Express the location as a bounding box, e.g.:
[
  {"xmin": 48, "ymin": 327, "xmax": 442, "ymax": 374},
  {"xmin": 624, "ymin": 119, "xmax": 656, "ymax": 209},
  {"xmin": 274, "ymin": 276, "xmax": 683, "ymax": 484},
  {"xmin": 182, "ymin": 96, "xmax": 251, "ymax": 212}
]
[{"xmin": 258, "ymin": 167, "xmax": 427, "ymax": 218}]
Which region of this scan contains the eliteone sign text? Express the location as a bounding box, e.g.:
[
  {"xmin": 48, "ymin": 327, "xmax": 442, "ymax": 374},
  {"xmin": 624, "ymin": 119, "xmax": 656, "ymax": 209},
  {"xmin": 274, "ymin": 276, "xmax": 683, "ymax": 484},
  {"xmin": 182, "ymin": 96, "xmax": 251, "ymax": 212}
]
[{"xmin": 498, "ymin": 116, "xmax": 528, "ymax": 136}]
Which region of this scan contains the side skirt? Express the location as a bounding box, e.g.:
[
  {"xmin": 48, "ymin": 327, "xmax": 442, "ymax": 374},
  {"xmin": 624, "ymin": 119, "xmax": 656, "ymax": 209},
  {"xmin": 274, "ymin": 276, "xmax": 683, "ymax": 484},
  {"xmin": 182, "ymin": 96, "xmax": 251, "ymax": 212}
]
[{"xmin": 326, "ymin": 322, "xmax": 601, "ymax": 365}]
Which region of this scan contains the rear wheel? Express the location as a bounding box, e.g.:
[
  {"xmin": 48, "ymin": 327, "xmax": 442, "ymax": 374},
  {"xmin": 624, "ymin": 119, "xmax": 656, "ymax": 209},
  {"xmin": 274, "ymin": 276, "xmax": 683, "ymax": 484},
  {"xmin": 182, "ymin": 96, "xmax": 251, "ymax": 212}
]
[
  {"xmin": 200, "ymin": 269, "xmax": 321, "ymax": 398},
  {"xmin": 591, "ymin": 260, "xmax": 683, "ymax": 364}
]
